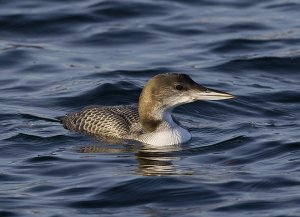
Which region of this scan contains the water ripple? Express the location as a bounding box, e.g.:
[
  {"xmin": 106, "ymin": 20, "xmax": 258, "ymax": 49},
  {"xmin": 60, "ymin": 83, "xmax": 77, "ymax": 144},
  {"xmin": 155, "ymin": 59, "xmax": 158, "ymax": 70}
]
[{"xmin": 1, "ymin": 0, "xmax": 300, "ymax": 216}]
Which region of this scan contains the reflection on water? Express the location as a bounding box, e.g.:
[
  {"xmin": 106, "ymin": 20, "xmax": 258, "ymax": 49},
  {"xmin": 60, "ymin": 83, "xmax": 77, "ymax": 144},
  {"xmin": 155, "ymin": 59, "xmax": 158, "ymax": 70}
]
[
  {"xmin": 77, "ymin": 138, "xmax": 187, "ymax": 176},
  {"xmin": 77, "ymin": 136, "xmax": 246, "ymax": 176},
  {"xmin": 136, "ymin": 145, "xmax": 190, "ymax": 176}
]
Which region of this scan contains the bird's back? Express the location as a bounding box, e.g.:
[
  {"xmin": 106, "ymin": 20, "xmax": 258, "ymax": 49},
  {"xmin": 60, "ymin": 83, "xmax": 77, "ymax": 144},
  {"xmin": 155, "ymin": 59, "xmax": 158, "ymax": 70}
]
[{"xmin": 59, "ymin": 105, "xmax": 143, "ymax": 139}]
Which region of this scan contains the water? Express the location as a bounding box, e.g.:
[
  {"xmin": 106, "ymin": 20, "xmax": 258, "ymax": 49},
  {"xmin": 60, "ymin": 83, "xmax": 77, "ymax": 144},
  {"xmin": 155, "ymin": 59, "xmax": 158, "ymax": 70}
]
[{"xmin": 1, "ymin": 0, "xmax": 300, "ymax": 216}]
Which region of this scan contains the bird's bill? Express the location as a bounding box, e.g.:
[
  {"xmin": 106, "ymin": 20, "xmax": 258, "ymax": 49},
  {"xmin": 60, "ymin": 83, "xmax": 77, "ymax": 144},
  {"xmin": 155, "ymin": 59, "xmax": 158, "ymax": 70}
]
[{"xmin": 192, "ymin": 85, "xmax": 234, "ymax": 101}]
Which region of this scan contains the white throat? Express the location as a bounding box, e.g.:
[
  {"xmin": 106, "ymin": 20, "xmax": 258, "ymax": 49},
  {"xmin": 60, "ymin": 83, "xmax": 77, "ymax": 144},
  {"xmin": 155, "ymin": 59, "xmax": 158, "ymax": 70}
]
[{"xmin": 137, "ymin": 110, "xmax": 191, "ymax": 146}]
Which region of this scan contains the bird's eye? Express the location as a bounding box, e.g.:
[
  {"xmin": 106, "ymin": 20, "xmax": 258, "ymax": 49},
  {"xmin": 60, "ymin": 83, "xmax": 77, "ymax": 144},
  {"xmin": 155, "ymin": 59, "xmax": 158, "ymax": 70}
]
[{"xmin": 175, "ymin": 84, "xmax": 183, "ymax": 90}]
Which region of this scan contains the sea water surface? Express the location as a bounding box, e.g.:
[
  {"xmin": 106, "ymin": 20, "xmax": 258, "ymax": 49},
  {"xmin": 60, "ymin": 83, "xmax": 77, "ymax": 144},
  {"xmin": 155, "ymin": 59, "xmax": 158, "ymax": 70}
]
[{"xmin": 1, "ymin": 0, "xmax": 300, "ymax": 216}]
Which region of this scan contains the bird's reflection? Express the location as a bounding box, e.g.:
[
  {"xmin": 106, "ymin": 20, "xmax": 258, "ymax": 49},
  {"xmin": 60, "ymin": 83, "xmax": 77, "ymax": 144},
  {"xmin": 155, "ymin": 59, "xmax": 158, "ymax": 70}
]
[
  {"xmin": 135, "ymin": 145, "xmax": 183, "ymax": 176},
  {"xmin": 76, "ymin": 135, "xmax": 192, "ymax": 176}
]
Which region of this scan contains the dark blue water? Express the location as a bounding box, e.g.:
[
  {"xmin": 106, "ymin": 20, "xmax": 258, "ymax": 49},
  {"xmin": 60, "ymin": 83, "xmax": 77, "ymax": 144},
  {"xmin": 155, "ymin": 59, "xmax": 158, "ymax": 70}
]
[{"xmin": 1, "ymin": 0, "xmax": 300, "ymax": 216}]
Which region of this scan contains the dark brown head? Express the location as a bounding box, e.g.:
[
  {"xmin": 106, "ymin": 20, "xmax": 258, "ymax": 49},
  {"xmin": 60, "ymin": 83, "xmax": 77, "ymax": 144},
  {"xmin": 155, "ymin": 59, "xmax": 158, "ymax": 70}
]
[{"xmin": 138, "ymin": 73, "xmax": 234, "ymax": 132}]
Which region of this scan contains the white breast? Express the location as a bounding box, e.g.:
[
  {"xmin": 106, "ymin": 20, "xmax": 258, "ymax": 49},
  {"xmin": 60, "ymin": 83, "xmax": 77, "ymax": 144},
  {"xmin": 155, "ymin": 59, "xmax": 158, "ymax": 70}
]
[{"xmin": 137, "ymin": 125, "xmax": 191, "ymax": 147}]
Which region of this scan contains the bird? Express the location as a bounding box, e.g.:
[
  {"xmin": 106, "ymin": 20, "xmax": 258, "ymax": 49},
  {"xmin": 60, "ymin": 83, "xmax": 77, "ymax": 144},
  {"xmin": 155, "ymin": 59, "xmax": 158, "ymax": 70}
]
[{"xmin": 58, "ymin": 73, "xmax": 234, "ymax": 146}]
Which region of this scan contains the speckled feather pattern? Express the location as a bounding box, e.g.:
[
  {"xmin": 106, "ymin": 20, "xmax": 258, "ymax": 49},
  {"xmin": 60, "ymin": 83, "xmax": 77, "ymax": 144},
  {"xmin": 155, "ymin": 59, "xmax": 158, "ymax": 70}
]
[{"xmin": 60, "ymin": 105, "xmax": 143, "ymax": 139}]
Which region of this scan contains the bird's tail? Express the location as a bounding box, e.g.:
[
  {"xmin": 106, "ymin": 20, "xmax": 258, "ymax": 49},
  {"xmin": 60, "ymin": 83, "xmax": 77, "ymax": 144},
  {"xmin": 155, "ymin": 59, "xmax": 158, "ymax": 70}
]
[{"xmin": 55, "ymin": 116, "xmax": 65, "ymax": 123}]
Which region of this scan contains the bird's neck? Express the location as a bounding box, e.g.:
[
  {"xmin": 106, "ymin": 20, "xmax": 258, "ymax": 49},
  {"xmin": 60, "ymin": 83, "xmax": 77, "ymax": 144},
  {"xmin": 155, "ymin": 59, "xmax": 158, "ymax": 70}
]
[
  {"xmin": 138, "ymin": 84, "xmax": 183, "ymax": 133},
  {"xmin": 137, "ymin": 109, "xmax": 191, "ymax": 146},
  {"xmin": 139, "ymin": 101, "xmax": 176, "ymax": 133}
]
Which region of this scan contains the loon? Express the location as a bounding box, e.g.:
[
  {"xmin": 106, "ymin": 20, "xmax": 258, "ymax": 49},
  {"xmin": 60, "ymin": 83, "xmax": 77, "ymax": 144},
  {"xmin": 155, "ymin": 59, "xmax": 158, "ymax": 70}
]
[{"xmin": 58, "ymin": 73, "xmax": 234, "ymax": 146}]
